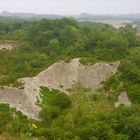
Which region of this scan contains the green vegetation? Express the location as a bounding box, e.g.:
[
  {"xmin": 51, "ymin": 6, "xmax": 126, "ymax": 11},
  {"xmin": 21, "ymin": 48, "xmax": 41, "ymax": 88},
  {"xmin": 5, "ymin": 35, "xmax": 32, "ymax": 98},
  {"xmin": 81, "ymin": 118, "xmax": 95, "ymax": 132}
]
[
  {"xmin": 39, "ymin": 87, "xmax": 71, "ymax": 120},
  {"xmin": 0, "ymin": 18, "xmax": 140, "ymax": 139},
  {"xmin": 0, "ymin": 18, "xmax": 138, "ymax": 86},
  {"xmin": 0, "ymin": 88, "xmax": 140, "ymax": 140},
  {"xmin": 118, "ymin": 47, "xmax": 140, "ymax": 104}
]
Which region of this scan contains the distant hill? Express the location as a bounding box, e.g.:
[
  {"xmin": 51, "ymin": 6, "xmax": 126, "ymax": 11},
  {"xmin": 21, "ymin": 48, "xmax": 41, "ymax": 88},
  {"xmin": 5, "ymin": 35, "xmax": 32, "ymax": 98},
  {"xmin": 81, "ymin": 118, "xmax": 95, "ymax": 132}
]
[
  {"xmin": 77, "ymin": 13, "xmax": 140, "ymax": 22},
  {"xmin": 0, "ymin": 11, "xmax": 140, "ymax": 22},
  {"xmin": 0, "ymin": 11, "xmax": 63, "ymax": 19}
]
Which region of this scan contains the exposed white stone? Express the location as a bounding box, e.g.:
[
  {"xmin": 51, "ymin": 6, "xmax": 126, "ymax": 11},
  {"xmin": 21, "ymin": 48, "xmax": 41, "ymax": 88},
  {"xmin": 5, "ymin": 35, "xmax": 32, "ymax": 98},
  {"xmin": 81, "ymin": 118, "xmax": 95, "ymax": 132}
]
[
  {"xmin": 0, "ymin": 58, "xmax": 119, "ymax": 119},
  {"xmin": 115, "ymin": 91, "xmax": 131, "ymax": 107}
]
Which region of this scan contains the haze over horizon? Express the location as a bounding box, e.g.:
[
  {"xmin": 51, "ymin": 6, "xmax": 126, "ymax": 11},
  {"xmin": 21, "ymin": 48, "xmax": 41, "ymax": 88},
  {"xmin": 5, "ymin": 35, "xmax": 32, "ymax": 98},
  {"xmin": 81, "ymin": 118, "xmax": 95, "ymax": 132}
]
[{"xmin": 0, "ymin": 0, "xmax": 140, "ymax": 15}]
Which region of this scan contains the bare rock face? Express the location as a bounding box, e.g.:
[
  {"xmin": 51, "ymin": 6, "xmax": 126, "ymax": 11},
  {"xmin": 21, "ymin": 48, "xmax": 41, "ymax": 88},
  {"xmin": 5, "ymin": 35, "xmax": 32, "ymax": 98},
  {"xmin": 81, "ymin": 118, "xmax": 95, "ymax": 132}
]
[
  {"xmin": 0, "ymin": 58, "xmax": 119, "ymax": 119},
  {"xmin": 115, "ymin": 91, "xmax": 131, "ymax": 107},
  {"xmin": 0, "ymin": 86, "xmax": 40, "ymax": 120},
  {"xmin": 0, "ymin": 43, "xmax": 16, "ymax": 50}
]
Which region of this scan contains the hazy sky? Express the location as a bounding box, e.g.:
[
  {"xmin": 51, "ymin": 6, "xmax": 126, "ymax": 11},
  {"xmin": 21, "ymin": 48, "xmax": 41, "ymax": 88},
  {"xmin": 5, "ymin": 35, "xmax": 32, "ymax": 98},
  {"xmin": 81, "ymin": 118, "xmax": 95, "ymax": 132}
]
[{"xmin": 0, "ymin": 0, "xmax": 140, "ymax": 15}]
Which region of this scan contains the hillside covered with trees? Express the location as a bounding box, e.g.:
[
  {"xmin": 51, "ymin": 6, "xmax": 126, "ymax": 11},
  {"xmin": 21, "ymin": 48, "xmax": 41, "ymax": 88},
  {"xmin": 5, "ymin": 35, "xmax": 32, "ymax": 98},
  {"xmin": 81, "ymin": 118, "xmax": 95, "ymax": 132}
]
[{"xmin": 0, "ymin": 18, "xmax": 140, "ymax": 140}]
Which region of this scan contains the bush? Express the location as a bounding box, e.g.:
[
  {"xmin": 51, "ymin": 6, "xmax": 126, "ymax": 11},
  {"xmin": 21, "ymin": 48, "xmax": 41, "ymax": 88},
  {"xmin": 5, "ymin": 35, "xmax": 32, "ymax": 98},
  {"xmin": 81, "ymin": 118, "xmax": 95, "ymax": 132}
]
[{"xmin": 39, "ymin": 87, "xmax": 71, "ymax": 120}]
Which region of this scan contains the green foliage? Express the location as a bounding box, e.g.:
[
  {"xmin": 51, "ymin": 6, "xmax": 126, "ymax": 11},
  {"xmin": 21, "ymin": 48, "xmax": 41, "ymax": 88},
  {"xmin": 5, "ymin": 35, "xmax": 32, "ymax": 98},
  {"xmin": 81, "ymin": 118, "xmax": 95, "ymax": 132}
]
[
  {"xmin": 118, "ymin": 47, "xmax": 140, "ymax": 104},
  {"xmin": 124, "ymin": 83, "xmax": 140, "ymax": 104},
  {"xmin": 0, "ymin": 18, "xmax": 140, "ymax": 139},
  {"xmin": 0, "ymin": 104, "xmax": 33, "ymax": 136},
  {"xmin": 103, "ymin": 75, "xmax": 123, "ymax": 102},
  {"xmin": 39, "ymin": 87, "xmax": 71, "ymax": 120},
  {"xmin": 0, "ymin": 18, "xmax": 139, "ymax": 85},
  {"xmin": 80, "ymin": 57, "xmax": 97, "ymax": 65},
  {"xmin": 0, "ymin": 89, "xmax": 140, "ymax": 139}
]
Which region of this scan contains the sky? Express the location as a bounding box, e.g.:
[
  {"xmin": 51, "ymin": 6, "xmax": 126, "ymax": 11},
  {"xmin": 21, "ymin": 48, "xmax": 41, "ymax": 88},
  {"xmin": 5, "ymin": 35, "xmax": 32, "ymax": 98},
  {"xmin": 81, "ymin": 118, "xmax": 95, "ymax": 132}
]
[{"xmin": 0, "ymin": 0, "xmax": 140, "ymax": 15}]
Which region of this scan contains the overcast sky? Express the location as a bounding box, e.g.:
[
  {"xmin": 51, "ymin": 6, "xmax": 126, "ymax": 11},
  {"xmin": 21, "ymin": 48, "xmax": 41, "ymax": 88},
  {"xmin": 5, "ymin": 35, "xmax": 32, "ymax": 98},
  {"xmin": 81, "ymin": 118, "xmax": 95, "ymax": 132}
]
[{"xmin": 0, "ymin": 0, "xmax": 140, "ymax": 15}]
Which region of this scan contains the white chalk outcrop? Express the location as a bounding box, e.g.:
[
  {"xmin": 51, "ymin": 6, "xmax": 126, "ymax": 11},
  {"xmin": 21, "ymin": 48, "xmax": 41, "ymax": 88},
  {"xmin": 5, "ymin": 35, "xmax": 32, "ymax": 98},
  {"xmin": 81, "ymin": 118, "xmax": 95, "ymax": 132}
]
[
  {"xmin": 0, "ymin": 58, "xmax": 119, "ymax": 119},
  {"xmin": 0, "ymin": 43, "xmax": 16, "ymax": 50},
  {"xmin": 115, "ymin": 91, "xmax": 131, "ymax": 107}
]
